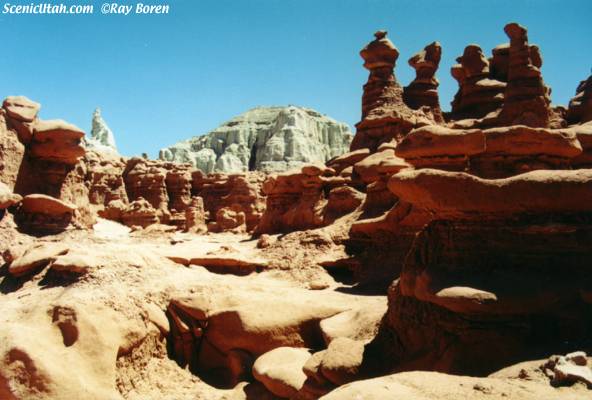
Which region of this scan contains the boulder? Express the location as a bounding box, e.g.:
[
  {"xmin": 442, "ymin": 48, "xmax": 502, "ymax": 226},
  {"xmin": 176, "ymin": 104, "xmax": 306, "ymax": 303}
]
[
  {"xmin": 318, "ymin": 338, "xmax": 365, "ymax": 386},
  {"xmin": 319, "ymin": 301, "xmax": 387, "ymax": 345},
  {"xmin": 252, "ymin": 347, "xmax": 311, "ymax": 398}
]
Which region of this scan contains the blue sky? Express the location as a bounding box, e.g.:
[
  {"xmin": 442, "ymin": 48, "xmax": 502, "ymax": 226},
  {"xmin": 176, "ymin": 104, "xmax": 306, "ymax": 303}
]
[{"xmin": 1, "ymin": 0, "xmax": 591, "ymax": 157}]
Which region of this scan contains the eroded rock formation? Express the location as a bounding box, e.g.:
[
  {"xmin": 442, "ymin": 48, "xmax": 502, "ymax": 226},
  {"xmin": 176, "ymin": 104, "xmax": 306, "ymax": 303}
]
[
  {"xmin": 567, "ymin": 74, "xmax": 592, "ymax": 124},
  {"xmin": 159, "ymin": 106, "xmax": 353, "ymax": 173},
  {"xmin": 1, "ymin": 19, "xmax": 592, "ymax": 400},
  {"xmin": 403, "ymin": 41, "xmax": 443, "ymax": 119},
  {"xmin": 84, "ymin": 108, "xmax": 119, "ymax": 155},
  {"xmin": 449, "ymin": 44, "xmax": 506, "ymax": 120},
  {"xmin": 497, "ymin": 23, "xmax": 552, "ymax": 127}
]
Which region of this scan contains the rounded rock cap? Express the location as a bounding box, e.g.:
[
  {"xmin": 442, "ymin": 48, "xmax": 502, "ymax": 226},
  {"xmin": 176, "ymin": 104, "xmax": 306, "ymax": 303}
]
[
  {"xmin": 20, "ymin": 194, "xmax": 76, "ymax": 215},
  {"xmin": 360, "ymin": 30, "xmax": 399, "ymax": 71}
]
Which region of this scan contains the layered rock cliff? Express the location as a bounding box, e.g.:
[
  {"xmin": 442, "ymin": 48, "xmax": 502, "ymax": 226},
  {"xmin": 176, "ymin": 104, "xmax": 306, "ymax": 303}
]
[{"xmin": 158, "ymin": 106, "xmax": 353, "ymax": 173}]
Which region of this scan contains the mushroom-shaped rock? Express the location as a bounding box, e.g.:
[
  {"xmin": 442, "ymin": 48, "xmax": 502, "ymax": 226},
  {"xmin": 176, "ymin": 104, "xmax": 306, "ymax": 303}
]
[
  {"xmin": 360, "ymin": 30, "xmax": 399, "ymax": 74},
  {"xmin": 2, "ymin": 96, "xmax": 40, "ymax": 122},
  {"xmin": 15, "ymin": 194, "xmax": 76, "ymax": 234},
  {"xmin": 252, "ymin": 347, "xmax": 311, "ymax": 398},
  {"xmin": 8, "ymin": 242, "xmax": 69, "ymax": 277},
  {"xmin": 20, "ymin": 194, "xmax": 76, "ymax": 215},
  {"xmin": 31, "ymin": 119, "xmax": 86, "ymax": 165}
]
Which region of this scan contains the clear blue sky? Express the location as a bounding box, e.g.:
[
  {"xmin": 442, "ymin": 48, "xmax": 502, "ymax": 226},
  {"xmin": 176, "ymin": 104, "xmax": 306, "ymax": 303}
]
[{"xmin": 2, "ymin": 0, "xmax": 591, "ymax": 157}]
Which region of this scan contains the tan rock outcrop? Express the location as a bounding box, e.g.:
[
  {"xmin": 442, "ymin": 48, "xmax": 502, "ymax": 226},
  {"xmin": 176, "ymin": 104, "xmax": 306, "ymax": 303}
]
[
  {"xmin": 167, "ymin": 288, "xmax": 347, "ymax": 387},
  {"xmin": 123, "ymin": 158, "xmax": 169, "ymax": 220}
]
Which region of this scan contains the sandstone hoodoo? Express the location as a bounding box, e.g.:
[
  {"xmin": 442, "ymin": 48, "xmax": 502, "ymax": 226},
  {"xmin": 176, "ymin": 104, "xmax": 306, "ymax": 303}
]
[
  {"xmin": 403, "ymin": 41, "xmax": 443, "ymax": 118},
  {"xmin": 159, "ymin": 105, "xmax": 353, "ymax": 173},
  {"xmin": 449, "ymin": 44, "xmax": 506, "ymax": 120},
  {"xmin": 497, "ymin": 23, "xmax": 552, "ymax": 128},
  {"xmin": 1, "ymin": 19, "xmax": 592, "ymax": 400}
]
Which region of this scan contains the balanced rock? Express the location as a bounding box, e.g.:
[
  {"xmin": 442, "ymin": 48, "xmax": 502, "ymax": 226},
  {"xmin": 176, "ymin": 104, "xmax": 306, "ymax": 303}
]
[{"xmin": 2, "ymin": 95, "xmax": 40, "ymax": 123}]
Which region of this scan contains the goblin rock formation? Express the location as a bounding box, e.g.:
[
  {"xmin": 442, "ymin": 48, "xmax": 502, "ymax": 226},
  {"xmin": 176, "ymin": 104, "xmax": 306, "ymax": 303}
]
[
  {"xmin": 497, "ymin": 23, "xmax": 552, "ymax": 127},
  {"xmin": 1, "ymin": 20, "xmax": 592, "ymax": 400},
  {"xmin": 449, "ymin": 44, "xmax": 506, "ymax": 119},
  {"xmin": 159, "ymin": 106, "xmax": 353, "ymax": 173},
  {"xmin": 0, "ymin": 96, "xmax": 92, "ymax": 232},
  {"xmin": 403, "ymin": 41, "xmax": 443, "ymax": 117}
]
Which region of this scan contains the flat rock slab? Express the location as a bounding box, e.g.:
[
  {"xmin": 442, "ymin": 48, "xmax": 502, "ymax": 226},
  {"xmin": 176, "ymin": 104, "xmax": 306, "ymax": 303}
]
[
  {"xmin": 188, "ymin": 256, "xmax": 268, "ymax": 275},
  {"xmin": 321, "ymin": 370, "xmax": 590, "ymax": 400},
  {"xmin": 20, "ymin": 194, "xmax": 76, "ymax": 215},
  {"xmin": 9, "ymin": 243, "xmax": 69, "ymax": 277},
  {"xmin": 389, "ymin": 168, "xmax": 592, "ymax": 218},
  {"xmin": 50, "ymin": 253, "xmax": 97, "ymax": 275}
]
